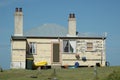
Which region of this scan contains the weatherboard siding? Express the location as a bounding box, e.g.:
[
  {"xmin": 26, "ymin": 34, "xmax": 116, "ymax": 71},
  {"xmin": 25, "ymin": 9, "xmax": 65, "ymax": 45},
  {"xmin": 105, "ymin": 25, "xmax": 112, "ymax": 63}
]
[
  {"xmin": 11, "ymin": 40, "xmax": 26, "ymax": 69},
  {"xmin": 11, "ymin": 37, "xmax": 106, "ymax": 69}
]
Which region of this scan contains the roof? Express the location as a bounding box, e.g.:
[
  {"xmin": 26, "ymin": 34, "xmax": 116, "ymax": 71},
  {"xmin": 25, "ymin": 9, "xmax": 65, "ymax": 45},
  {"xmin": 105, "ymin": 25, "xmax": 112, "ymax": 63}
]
[
  {"xmin": 12, "ymin": 23, "xmax": 106, "ymax": 39},
  {"xmin": 24, "ymin": 24, "xmax": 68, "ymax": 37}
]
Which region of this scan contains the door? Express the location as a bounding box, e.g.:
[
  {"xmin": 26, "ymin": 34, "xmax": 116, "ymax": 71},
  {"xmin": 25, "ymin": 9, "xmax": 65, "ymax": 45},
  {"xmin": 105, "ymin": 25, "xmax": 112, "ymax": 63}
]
[{"xmin": 53, "ymin": 43, "xmax": 60, "ymax": 62}]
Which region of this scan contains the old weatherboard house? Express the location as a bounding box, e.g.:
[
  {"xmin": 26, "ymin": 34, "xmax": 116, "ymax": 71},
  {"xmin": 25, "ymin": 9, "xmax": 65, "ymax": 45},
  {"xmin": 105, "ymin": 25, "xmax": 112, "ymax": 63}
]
[{"xmin": 11, "ymin": 8, "xmax": 107, "ymax": 69}]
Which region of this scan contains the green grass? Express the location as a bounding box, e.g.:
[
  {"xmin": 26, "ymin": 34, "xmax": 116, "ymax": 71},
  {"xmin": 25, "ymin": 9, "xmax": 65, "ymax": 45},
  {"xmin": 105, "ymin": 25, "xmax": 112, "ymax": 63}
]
[{"xmin": 0, "ymin": 66, "xmax": 120, "ymax": 80}]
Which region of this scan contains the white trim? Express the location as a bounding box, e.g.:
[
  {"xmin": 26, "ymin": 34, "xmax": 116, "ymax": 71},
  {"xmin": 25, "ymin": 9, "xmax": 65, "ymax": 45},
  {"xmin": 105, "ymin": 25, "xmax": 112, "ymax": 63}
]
[{"xmin": 14, "ymin": 34, "xmax": 23, "ymax": 36}]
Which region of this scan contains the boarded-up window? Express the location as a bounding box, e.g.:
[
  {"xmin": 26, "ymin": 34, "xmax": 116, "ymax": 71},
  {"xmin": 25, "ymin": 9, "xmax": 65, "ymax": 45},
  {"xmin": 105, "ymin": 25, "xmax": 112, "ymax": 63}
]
[
  {"xmin": 53, "ymin": 43, "xmax": 59, "ymax": 62},
  {"xmin": 87, "ymin": 42, "xmax": 93, "ymax": 51}
]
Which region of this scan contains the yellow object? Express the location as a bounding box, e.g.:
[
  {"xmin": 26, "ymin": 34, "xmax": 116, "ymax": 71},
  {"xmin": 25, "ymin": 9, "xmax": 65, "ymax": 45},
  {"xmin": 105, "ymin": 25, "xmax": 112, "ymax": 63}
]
[
  {"xmin": 26, "ymin": 58, "xmax": 34, "ymax": 60},
  {"xmin": 34, "ymin": 61, "xmax": 47, "ymax": 66}
]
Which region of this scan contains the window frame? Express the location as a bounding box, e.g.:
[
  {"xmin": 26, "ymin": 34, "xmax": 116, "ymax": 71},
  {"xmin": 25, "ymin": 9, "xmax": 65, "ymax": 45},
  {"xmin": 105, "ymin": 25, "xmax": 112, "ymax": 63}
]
[
  {"xmin": 29, "ymin": 42, "xmax": 36, "ymax": 55},
  {"xmin": 63, "ymin": 40, "xmax": 76, "ymax": 53},
  {"xmin": 86, "ymin": 42, "xmax": 94, "ymax": 51}
]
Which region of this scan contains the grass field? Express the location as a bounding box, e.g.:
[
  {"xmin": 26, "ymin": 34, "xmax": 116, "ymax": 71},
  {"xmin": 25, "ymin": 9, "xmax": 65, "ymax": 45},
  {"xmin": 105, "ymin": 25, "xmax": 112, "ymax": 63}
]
[{"xmin": 0, "ymin": 66, "xmax": 120, "ymax": 80}]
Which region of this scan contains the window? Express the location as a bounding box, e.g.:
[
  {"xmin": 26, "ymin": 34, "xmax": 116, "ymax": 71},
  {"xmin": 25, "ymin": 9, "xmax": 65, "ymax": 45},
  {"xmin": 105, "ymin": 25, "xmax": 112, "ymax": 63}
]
[
  {"xmin": 29, "ymin": 42, "xmax": 36, "ymax": 54},
  {"xmin": 63, "ymin": 40, "xmax": 76, "ymax": 53},
  {"xmin": 86, "ymin": 42, "xmax": 93, "ymax": 51}
]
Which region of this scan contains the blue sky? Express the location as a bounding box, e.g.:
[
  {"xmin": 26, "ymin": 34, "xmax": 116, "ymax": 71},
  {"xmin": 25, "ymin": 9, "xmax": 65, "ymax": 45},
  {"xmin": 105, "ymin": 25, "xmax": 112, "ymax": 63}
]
[{"xmin": 0, "ymin": 0, "xmax": 120, "ymax": 69}]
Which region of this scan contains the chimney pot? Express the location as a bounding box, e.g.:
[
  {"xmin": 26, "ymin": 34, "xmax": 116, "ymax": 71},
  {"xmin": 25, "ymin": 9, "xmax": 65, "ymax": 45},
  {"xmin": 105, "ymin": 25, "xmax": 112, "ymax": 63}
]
[
  {"xmin": 69, "ymin": 13, "xmax": 71, "ymax": 18},
  {"xmin": 15, "ymin": 8, "xmax": 18, "ymax": 12},
  {"xmin": 69, "ymin": 13, "xmax": 75, "ymax": 18},
  {"xmin": 19, "ymin": 8, "xmax": 22, "ymax": 12},
  {"xmin": 71, "ymin": 14, "xmax": 74, "ymax": 18},
  {"xmin": 73, "ymin": 13, "xmax": 75, "ymax": 18}
]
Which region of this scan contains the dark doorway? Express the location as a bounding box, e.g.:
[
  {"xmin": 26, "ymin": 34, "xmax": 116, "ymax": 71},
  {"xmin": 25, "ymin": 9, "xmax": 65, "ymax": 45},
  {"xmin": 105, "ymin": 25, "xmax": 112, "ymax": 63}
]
[{"xmin": 53, "ymin": 43, "xmax": 59, "ymax": 62}]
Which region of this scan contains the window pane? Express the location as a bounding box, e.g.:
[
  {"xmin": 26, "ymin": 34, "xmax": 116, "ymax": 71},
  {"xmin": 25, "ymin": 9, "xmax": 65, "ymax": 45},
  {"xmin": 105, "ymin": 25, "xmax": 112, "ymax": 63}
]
[
  {"xmin": 87, "ymin": 42, "xmax": 93, "ymax": 51},
  {"xmin": 63, "ymin": 40, "xmax": 76, "ymax": 53},
  {"xmin": 29, "ymin": 42, "xmax": 36, "ymax": 54},
  {"xmin": 69, "ymin": 40, "xmax": 76, "ymax": 53},
  {"xmin": 64, "ymin": 41, "xmax": 69, "ymax": 52},
  {"xmin": 70, "ymin": 44, "xmax": 73, "ymax": 52}
]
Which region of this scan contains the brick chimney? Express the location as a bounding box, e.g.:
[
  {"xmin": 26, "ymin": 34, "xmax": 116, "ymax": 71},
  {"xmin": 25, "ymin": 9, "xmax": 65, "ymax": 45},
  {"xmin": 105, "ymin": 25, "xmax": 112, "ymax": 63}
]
[
  {"xmin": 68, "ymin": 13, "xmax": 76, "ymax": 36},
  {"xmin": 14, "ymin": 8, "xmax": 23, "ymax": 36}
]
